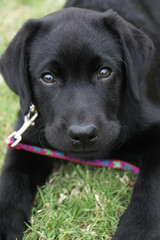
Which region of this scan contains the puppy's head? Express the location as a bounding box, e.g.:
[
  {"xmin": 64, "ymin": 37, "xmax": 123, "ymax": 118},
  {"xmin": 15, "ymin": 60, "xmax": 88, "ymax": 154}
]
[{"xmin": 0, "ymin": 8, "xmax": 154, "ymax": 159}]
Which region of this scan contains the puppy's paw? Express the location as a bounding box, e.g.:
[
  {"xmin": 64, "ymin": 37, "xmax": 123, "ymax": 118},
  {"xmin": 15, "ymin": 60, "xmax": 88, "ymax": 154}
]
[
  {"xmin": 112, "ymin": 211, "xmax": 160, "ymax": 240},
  {"xmin": 113, "ymin": 226, "xmax": 160, "ymax": 240},
  {"xmin": 0, "ymin": 202, "xmax": 29, "ymax": 240},
  {"xmin": 0, "ymin": 231, "xmax": 23, "ymax": 240}
]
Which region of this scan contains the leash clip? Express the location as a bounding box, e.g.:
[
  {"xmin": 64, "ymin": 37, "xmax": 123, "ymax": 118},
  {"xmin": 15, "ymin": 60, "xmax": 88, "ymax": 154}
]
[{"xmin": 8, "ymin": 104, "xmax": 38, "ymax": 147}]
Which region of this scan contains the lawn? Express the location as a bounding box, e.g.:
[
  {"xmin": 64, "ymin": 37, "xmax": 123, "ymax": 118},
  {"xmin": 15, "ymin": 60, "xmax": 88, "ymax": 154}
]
[{"xmin": 0, "ymin": 1, "xmax": 137, "ymax": 239}]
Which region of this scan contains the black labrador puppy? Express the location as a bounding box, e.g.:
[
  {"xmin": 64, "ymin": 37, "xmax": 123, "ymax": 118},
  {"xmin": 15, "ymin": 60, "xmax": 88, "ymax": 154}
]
[{"xmin": 0, "ymin": 0, "xmax": 160, "ymax": 239}]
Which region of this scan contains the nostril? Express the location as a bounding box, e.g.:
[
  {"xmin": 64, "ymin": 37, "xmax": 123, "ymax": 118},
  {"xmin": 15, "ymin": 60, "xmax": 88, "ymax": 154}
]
[
  {"xmin": 68, "ymin": 128, "xmax": 81, "ymax": 145},
  {"xmin": 72, "ymin": 136, "xmax": 80, "ymax": 143},
  {"xmin": 88, "ymin": 135, "xmax": 97, "ymax": 142},
  {"xmin": 73, "ymin": 136, "xmax": 80, "ymax": 141}
]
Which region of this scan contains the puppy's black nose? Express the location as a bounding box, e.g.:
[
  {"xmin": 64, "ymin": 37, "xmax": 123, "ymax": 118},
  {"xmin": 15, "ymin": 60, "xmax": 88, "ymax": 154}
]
[{"xmin": 68, "ymin": 124, "xmax": 98, "ymax": 147}]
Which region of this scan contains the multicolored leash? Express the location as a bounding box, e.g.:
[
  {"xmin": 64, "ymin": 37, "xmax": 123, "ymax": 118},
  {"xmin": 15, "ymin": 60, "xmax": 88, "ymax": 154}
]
[{"xmin": 6, "ymin": 137, "xmax": 140, "ymax": 175}]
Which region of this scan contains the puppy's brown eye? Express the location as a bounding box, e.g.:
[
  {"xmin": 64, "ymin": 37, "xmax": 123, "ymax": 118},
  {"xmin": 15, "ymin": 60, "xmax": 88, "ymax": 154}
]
[
  {"xmin": 99, "ymin": 67, "xmax": 112, "ymax": 79},
  {"xmin": 41, "ymin": 73, "xmax": 56, "ymax": 83}
]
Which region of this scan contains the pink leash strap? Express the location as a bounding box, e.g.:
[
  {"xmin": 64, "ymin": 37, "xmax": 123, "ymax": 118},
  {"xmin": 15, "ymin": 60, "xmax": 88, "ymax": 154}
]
[{"xmin": 6, "ymin": 137, "xmax": 140, "ymax": 175}]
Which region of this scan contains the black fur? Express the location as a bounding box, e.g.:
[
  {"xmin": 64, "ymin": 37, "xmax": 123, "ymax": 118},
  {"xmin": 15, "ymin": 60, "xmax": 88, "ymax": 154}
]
[{"xmin": 0, "ymin": 0, "xmax": 160, "ymax": 239}]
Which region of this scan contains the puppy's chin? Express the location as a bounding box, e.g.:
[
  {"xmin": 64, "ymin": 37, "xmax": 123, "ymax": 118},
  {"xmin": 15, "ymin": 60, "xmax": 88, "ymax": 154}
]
[
  {"xmin": 44, "ymin": 137, "xmax": 116, "ymax": 160},
  {"xmin": 46, "ymin": 142, "xmax": 113, "ymax": 160},
  {"xmin": 66, "ymin": 151, "xmax": 101, "ymax": 160},
  {"xmin": 66, "ymin": 150, "xmax": 112, "ymax": 160}
]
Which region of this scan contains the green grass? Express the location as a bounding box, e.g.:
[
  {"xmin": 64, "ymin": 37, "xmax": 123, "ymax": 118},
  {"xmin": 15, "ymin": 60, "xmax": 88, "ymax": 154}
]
[
  {"xmin": 0, "ymin": 1, "xmax": 137, "ymax": 239},
  {"xmin": 24, "ymin": 164, "xmax": 136, "ymax": 240}
]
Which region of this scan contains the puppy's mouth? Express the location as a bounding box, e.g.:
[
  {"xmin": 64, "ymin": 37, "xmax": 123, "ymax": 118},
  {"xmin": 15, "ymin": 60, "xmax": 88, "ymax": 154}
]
[{"xmin": 66, "ymin": 150, "xmax": 101, "ymax": 160}]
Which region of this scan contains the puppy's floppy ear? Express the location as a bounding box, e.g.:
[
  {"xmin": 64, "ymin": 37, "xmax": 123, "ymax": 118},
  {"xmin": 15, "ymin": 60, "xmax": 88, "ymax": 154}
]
[
  {"xmin": 103, "ymin": 10, "xmax": 154, "ymax": 102},
  {"xmin": 0, "ymin": 19, "xmax": 41, "ymax": 115}
]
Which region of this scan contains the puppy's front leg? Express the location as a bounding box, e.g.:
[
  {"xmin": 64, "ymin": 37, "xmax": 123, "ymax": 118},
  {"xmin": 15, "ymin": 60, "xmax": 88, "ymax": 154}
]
[
  {"xmin": 113, "ymin": 145, "xmax": 160, "ymax": 240},
  {"xmin": 0, "ymin": 147, "xmax": 53, "ymax": 240}
]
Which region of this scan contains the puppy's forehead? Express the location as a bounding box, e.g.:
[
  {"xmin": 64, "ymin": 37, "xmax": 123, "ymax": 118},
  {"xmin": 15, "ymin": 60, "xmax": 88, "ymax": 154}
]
[
  {"xmin": 34, "ymin": 7, "xmax": 119, "ymax": 48},
  {"xmin": 29, "ymin": 8, "xmax": 121, "ymax": 72}
]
